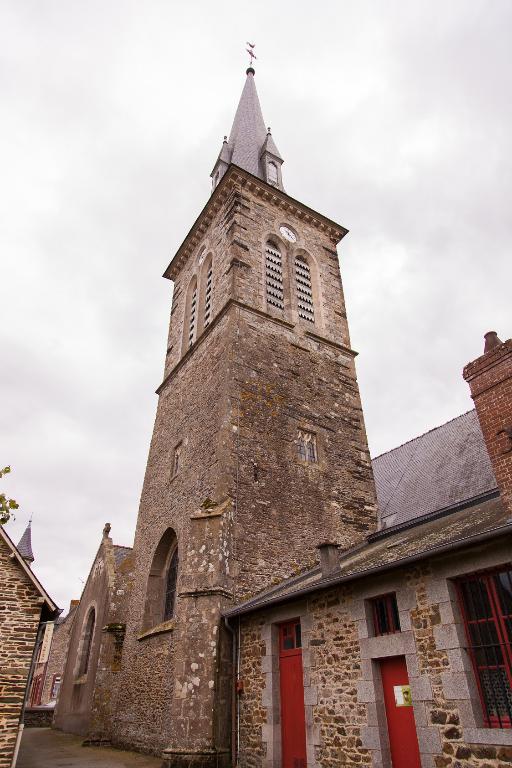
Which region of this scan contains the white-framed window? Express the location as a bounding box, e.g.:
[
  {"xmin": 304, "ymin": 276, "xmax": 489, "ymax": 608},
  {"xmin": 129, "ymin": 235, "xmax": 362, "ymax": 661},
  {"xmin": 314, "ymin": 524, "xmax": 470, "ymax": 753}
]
[
  {"xmin": 265, "ymin": 243, "xmax": 284, "ymax": 311},
  {"xmin": 295, "ymin": 255, "xmax": 315, "ymax": 323}
]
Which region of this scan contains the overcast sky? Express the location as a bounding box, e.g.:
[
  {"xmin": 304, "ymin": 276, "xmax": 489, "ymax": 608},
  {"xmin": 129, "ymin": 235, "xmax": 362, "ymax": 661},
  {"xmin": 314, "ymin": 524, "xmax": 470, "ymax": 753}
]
[{"xmin": 1, "ymin": 0, "xmax": 511, "ymax": 612}]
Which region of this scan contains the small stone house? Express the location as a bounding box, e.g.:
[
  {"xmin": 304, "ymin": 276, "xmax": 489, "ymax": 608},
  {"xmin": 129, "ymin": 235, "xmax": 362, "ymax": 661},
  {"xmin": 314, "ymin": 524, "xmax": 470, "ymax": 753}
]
[
  {"xmin": 0, "ymin": 524, "xmax": 59, "ymax": 768},
  {"xmin": 54, "ymin": 524, "xmax": 133, "ymax": 742},
  {"xmin": 225, "ymin": 335, "xmax": 512, "ymax": 768},
  {"xmin": 38, "ymin": 600, "xmax": 79, "ymax": 707}
]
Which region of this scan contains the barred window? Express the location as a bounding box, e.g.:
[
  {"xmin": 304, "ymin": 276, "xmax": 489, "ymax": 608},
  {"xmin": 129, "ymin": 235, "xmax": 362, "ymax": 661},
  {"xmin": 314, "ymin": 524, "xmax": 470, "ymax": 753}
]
[
  {"xmin": 265, "ymin": 243, "xmax": 284, "ymax": 311},
  {"xmin": 457, "ymin": 567, "xmax": 512, "ymax": 728},
  {"xmin": 371, "ymin": 593, "xmax": 401, "ymax": 636},
  {"xmin": 188, "ymin": 283, "xmax": 197, "ymax": 347},
  {"xmin": 204, "ymin": 262, "xmax": 213, "ymax": 327},
  {"xmin": 295, "ymin": 255, "xmax": 314, "ymax": 323},
  {"xmin": 297, "ymin": 429, "xmax": 317, "ymax": 463}
]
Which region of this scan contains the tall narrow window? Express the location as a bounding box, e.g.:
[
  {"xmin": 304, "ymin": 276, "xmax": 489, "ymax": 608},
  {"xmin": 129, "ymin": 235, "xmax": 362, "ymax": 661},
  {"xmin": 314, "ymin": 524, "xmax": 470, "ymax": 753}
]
[
  {"xmin": 457, "ymin": 567, "xmax": 512, "ymax": 728},
  {"xmin": 163, "ymin": 549, "xmax": 179, "ymax": 620},
  {"xmin": 371, "ymin": 593, "xmax": 401, "ymax": 636},
  {"xmin": 297, "ymin": 429, "xmax": 317, "ymax": 463},
  {"xmin": 188, "ymin": 283, "xmax": 197, "ymax": 346},
  {"xmin": 204, "ymin": 262, "xmax": 213, "ymax": 327},
  {"xmin": 78, "ymin": 608, "xmax": 95, "ymax": 676},
  {"xmin": 265, "ymin": 243, "xmax": 284, "ymax": 311},
  {"xmin": 295, "ymin": 255, "xmax": 315, "ymax": 322},
  {"xmin": 268, "ymin": 161, "xmax": 278, "ymax": 185}
]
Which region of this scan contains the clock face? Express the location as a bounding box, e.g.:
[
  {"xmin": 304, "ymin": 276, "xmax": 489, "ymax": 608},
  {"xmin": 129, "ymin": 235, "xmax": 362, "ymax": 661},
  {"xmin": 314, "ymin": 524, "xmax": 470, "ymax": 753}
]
[{"xmin": 280, "ymin": 225, "xmax": 297, "ymax": 243}]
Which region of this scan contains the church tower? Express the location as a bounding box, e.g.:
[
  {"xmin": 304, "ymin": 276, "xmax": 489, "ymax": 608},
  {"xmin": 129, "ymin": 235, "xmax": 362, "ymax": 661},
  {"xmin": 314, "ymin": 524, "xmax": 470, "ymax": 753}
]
[{"xmin": 112, "ymin": 66, "xmax": 378, "ymax": 766}]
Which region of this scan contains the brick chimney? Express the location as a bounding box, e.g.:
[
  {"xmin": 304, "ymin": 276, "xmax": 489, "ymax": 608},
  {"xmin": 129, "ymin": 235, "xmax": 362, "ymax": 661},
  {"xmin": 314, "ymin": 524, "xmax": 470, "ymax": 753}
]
[
  {"xmin": 316, "ymin": 542, "xmax": 341, "ymax": 578},
  {"xmin": 463, "ymin": 332, "xmax": 512, "ymax": 511}
]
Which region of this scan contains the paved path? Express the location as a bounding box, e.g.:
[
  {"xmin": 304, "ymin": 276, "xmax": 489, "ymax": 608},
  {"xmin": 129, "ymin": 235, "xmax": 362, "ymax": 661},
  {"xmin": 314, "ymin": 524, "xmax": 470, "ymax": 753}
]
[{"xmin": 17, "ymin": 728, "xmax": 162, "ymax": 768}]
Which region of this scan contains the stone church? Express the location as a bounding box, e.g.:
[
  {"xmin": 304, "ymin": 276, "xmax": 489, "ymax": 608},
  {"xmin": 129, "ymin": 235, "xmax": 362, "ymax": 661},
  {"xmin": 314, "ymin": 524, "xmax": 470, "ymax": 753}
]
[{"xmin": 53, "ymin": 66, "xmax": 512, "ymax": 768}]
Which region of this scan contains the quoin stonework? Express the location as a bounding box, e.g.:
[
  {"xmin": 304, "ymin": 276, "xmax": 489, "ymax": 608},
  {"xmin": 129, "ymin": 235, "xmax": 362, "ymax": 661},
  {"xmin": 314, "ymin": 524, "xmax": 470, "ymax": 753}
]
[{"xmin": 52, "ymin": 64, "xmax": 512, "ymax": 768}]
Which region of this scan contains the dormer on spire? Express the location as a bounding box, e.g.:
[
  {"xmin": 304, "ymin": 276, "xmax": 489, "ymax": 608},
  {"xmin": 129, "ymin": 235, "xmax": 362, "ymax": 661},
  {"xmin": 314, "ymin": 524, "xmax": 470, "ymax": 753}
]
[
  {"xmin": 210, "ymin": 67, "xmax": 285, "ymax": 192},
  {"xmin": 17, "ymin": 520, "xmax": 34, "ymax": 565}
]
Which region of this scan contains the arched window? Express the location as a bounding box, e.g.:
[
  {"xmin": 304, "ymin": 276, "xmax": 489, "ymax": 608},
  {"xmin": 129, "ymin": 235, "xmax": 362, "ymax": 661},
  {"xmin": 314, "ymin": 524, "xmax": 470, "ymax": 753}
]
[
  {"xmin": 268, "ymin": 162, "xmax": 278, "ymax": 185},
  {"xmin": 188, "ymin": 282, "xmax": 197, "ymax": 346},
  {"xmin": 143, "ymin": 529, "xmax": 179, "ymax": 629},
  {"xmin": 78, "ymin": 607, "xmax": 95, "ymax": 676},
  {"xmin": 163, "ymin": 548, "xmax": 179, "ymax": 620},
  {"xmin": 295, "ymin": 254, "xmax": 315, "ymax": 322},
  {"xmin": 265, "ymin": 242, "xmax": 284, "ymax": 312},
  {"xmin": 204, "ymin": 260, "xmax": 213, "ymax": 327}
]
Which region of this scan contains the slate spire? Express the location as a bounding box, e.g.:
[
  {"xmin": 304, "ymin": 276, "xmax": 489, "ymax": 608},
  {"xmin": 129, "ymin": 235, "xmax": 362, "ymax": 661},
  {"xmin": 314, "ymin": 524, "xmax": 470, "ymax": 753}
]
[
  {"xmin": 17, "ymin": 520, "xmax": 34, "ymax": 565},
  {"xmin": 210, "ymin": 67, "xmax": 284, "ymax": 192}
]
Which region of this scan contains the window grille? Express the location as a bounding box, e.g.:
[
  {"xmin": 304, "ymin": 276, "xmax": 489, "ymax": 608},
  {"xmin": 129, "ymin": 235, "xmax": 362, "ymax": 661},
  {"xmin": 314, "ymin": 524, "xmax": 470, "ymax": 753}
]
[
  {"xmin": 79, "ymin": 608, "xmax": 95, "ymax": 676},
  {"xmin": 163, "ymin": 549, "xmax": 179, "ymax": 621},
  {"xmin": 295, "ymin": 256, "xmax": 314, "ymax": 322},
  {"xmin": 371, "ymin": 593, "xmax": 401, "ymax": 636},
  {"xmin": 265, "ymin": 244, "xmax": 284, "ymax": 311},
  {"xmin": 457, "ymin": 568, "xmax": 512, "ymax": 728},
  {"xmin": 188, "ymin": 285, "xmax": 197, "ymax": 346},
  {"xmin": 297, "ymin": 429, "xmax": 317, "ymax": 463},
  {"xmin": 204, "ymin": 264, "xmax": 213, "ymax": 327}
]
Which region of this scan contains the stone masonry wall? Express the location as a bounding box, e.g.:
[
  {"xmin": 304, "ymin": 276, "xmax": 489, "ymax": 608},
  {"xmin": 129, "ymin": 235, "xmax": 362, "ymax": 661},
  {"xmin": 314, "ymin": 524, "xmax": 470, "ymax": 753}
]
[
  {"xmin": 0, "ymin": 535, "xmax": 42, "ymax": 768},
  {"xmin": 238, "ymin": 537, "xmax": 512, "ymax": 768},
  {"xmin": 40, "ymin": 609, "xmax": 76, "ymax": 706}
]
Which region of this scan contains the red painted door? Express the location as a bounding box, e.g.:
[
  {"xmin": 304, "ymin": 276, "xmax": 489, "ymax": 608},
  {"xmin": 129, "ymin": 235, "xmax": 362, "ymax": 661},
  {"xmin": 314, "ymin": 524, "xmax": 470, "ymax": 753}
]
[
  {"xmin": 380, "ymin": 656, "xmax": 421, "ymax": 768},
  {"xmin": 279, "ymin": 620, "xmax": 307, "ymax": 768}
]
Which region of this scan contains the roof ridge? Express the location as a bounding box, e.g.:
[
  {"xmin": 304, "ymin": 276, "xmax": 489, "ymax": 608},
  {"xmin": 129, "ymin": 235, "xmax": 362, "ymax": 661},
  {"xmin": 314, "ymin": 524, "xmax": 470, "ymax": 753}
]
[
  {"xmin": 113, "ymin": 544, "xmax": 132, "ymax": 550},
  {"xmin": 371, "ymin": 408, "xmax": 477, "ymax": 461}
]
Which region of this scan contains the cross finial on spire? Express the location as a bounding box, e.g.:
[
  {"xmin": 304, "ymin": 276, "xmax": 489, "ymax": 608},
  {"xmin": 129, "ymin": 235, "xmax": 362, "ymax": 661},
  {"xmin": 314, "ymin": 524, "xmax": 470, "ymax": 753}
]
[{"xmin": 246, "ymin": 41, "xmax": 257, "ymax": 69}]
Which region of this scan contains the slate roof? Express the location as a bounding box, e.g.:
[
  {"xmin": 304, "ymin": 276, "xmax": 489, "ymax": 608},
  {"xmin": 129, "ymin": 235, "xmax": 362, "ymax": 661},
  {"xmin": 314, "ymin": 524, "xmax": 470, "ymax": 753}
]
[
  {"xmin": 212, "ymin": 69, "xmax": 283, "ymax": 188},
  {"xmin": 113, "ymin": 545, "xmax": 132, "ymax": 567},
  {"xmin": 17, "ymin": 521, "xmax": 34, "ymax": 563},
  {"xmin": 373, "ymin": 410, "xmax": 497, "ymax": 528},
  {"xmin": 225, "ymin": 496, "xmax": 511, "ymax": 617}
]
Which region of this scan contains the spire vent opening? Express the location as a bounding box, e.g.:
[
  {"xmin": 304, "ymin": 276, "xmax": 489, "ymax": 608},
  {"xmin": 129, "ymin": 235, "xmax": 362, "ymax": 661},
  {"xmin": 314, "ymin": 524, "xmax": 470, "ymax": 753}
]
[{"xmin": 265, "ymin": 243, "xmax": 284, "ymax": 311}]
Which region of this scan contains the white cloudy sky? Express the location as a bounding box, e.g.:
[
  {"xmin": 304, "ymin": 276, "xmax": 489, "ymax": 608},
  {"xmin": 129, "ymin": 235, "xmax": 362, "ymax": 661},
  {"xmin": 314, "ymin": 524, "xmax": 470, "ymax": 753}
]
[{"xmin": 1, "ymin": 1, "xmax": 510, "ymax": 611}]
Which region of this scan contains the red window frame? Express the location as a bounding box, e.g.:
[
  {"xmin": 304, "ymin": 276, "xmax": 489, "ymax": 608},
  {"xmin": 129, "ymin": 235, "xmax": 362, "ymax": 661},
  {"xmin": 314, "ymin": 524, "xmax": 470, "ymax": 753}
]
[
  {"xmin": 456, "ymin": 566, "xmax": 512, "ymax": 728},
  {"xmin": 371, "ymin": 593, "xmax": 401, "ymax": 637},
  {"xmin": 279, "ymin": 619, "xmax": 302, "ymax": 655}
]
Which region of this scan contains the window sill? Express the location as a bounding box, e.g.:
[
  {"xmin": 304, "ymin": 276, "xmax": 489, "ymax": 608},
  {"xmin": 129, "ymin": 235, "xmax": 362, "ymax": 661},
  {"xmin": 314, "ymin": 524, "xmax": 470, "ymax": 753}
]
[
  {"xmin": 463, "ymin": 727, "xmax": 512, "ymax": 745},
  {"xmin": 137, "ymin": 619, "xmax": 176, "ymax": 641}
]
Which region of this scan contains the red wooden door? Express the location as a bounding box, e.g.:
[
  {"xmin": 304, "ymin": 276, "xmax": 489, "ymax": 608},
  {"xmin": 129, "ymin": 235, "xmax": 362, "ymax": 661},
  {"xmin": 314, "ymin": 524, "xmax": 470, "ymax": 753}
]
[
  {"xmin": 279, "ymin": 620, "xmax": 307, "ymax": 768},
  {"xmin": 380, "ymin": 656, "xmax": 421, "ymax": 768}
]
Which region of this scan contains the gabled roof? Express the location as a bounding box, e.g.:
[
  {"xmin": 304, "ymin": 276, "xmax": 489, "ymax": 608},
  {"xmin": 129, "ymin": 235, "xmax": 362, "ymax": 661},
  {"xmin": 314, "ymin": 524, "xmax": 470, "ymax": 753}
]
[
  {"xmin": 1, "ymin": 525, "xmax": 59, "ymax": 616},
  {"xmin": 373, "ymin": 410, "xmax": 497, "ymax": 528},
  {"xmin": 17, "ymin": 521, "xmax": 34, "ymax": 563}
]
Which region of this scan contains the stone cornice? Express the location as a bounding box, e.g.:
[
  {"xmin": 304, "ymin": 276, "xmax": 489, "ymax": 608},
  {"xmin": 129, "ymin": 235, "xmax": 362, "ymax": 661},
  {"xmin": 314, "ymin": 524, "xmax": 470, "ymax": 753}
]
[{"xmin": 163, "ymin": 165, "xmax": 349, "ymax": 281}]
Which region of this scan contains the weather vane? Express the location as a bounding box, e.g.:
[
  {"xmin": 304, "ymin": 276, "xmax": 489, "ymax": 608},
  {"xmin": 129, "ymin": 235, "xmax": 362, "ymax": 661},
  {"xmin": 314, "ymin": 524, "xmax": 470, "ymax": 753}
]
[{"xmin": 246, "ymin": 42, "xmax": 257, "ymax": 67}]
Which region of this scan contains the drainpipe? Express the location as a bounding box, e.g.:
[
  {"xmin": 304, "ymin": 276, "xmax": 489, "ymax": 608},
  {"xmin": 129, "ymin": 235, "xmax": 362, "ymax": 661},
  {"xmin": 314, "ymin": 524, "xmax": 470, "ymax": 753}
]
[
  {"xmin": 224, "ymin": 615, "xmax": 241, "ymax": 767},
  {"xmin": 11, "ymin": 618, "xmax": 47, "ymax": 767}
]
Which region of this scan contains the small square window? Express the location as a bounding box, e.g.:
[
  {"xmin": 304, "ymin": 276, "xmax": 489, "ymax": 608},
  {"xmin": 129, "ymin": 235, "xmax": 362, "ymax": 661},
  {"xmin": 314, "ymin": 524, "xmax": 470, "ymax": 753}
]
[
  {"xmin": 371, "ymin": 593, "xmax": 401, "ymax": 636},
  {"xmin": 297, "ymin": 429, "xmax": 317, "ymax": 463},
  {"xmin": 171, "ymin": 443, "xmax": 182, "ymax": 478}
]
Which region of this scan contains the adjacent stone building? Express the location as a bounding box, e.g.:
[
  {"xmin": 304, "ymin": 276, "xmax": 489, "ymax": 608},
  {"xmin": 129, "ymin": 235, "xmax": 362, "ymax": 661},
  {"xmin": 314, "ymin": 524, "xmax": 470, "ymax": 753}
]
[
  {"xmin": 54, "ymin": 524, "xmax": 133, "ymax": 742},
  {"xmin": 0, "ymin": 524, "xmax": 59, "ymax": 767},
  {"xmin": 53, "ymin": 65, "xmax": 512, "ymax": 768}
]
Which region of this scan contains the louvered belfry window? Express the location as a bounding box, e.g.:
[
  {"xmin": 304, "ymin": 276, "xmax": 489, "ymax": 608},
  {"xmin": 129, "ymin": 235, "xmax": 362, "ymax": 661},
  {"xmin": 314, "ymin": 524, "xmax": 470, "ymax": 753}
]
[
  {"xmin": 295, "ymin": 255, "xmax": 314, "ymax": 323},
  {"xmin": 457, "ymin": 567, "xmax": 512, "ymax": 728},
  {"xmin": 188, "ymin": 284, "xmax": 197, "ymax": 346},
  {"xmin": 204, "ymin": 263, "xmax": 213, "ymax": 327},
  {"xmin": 265, "ymin": 243, "xmax": 284, "ymax": 311}
]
